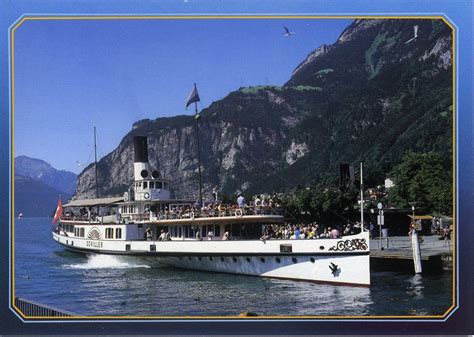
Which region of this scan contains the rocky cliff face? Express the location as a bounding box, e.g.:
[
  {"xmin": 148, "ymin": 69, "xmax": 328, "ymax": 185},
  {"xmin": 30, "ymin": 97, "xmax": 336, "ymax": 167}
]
[{"xmin": 75, "ymin": 18, "xmax": 453, "ymax": 201}]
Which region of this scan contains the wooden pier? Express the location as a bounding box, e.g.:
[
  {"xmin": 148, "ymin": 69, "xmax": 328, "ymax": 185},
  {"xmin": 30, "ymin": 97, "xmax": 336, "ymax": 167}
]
[{"xmin": 369, "ymin": 235, "xmax": 452, "ymax": 273}]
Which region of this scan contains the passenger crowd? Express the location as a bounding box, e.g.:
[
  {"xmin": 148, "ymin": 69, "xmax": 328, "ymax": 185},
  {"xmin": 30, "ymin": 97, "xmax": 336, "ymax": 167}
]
[
  {"xmin": 155, "ymin": 193, "xmax": 284, "ymax": 220},
  {"xmin": 260, "ymin": 222, "xmax": 362, "ymax": 241}
]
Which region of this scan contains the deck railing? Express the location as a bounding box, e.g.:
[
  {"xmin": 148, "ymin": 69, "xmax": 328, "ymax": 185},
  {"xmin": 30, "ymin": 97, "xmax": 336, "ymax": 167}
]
[{"xmin": 15, "ymin": 297, "xmax": 77, "ymax": 317}]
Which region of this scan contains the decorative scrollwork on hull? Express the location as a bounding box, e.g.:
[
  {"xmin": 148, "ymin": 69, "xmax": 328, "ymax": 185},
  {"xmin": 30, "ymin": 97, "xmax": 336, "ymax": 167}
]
[{"xmin": 328, "ymin": 238, "xmax": 368, "ymax": 251}]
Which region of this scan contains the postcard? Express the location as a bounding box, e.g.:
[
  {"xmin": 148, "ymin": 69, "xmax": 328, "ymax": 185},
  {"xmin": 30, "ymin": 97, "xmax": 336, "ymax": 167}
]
[{"xmin": 0, "ymin": 0, "xmax": 473, "ymax": 335}]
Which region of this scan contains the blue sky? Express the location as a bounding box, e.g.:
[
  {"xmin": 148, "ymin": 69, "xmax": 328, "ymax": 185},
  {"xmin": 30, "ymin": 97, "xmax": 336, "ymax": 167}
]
[{"xmin": 13, "ymin": 17, "xmax": 351, "ymax": 173}]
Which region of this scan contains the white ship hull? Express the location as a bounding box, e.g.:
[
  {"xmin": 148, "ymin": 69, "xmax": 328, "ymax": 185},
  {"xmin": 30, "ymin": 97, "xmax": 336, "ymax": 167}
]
[{"xmin": 53, "ymin": 231, "xmax": 370, "ymax": 286}]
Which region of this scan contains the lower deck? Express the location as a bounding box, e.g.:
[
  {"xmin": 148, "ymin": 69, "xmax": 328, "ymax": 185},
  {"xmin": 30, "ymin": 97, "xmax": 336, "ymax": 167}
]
[{"xmin": 53, "ymin": 231, "xmax": 371, "ymax": 286}]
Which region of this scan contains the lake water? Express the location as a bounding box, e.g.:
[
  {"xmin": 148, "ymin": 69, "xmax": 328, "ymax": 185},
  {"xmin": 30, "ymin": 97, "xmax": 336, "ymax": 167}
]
[{"xmin": 13, "ymin": 217, "xmax": 453, "ymax": 317}]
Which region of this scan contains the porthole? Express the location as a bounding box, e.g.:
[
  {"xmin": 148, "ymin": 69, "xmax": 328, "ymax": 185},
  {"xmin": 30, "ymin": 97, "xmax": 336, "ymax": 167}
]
[
  {"xmin": 246, "ymin": 257, "xmax": 251, "ymax": 262},
  {"xmin": 232, "ymin": 257, "xmax": 237, "ymax": 262},
  {"xmin": 319, "ymin": 246, "xmax": 325, "ymax": 250},
  {"xmin": 292, "ymin": 257, "xmax": 297, "ymax": 264},
  {"xmin": 209, "ymin": 257, "xmax": 213, "ymax": 261},
  {"xmin": 310, "ymin": 257, "xmax": 315, "ymax": 263},
  {"xmin": 260, "ymin": 257, "xmax": 265, "ymax": 263},
  {"xmin": 220, "ymin": 257, "xmax": 225, "ymax": 262},
  {"xmin": 276, "ymin": 257, "xmax": 281, "ymax": 263},
  {"xmin": 198, "ymin": 257, "xmax": 202, "ymax": 261}
]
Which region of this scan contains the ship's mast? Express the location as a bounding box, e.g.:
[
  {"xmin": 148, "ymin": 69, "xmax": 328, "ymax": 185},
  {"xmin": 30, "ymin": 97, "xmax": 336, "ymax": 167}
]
[
  {"xmin": 194, "ymin": 97, "xmax": 203, "ymax": 207},
  {"xmin": 94, "ymin": 126, "xmax": 99, "ymax": 198}
]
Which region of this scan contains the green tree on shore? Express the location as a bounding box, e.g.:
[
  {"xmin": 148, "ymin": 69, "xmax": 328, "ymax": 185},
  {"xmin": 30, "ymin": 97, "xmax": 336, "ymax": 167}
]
[
  {"xmin": 386, "ymin": 151, "xmax": 452, "ymax": 215},
  {"xmin": 282, "ymin": 187, "xmax": 357, "ymax": 224}
]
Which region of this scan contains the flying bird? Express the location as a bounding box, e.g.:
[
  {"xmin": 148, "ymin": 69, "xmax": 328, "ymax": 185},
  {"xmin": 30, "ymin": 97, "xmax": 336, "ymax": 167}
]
[
  {"xmin": 404, "ymin": 25, "xmax": 419, "ymax": 44},
  {"xmin": 283, "ymin": 26, "xmax": 294, "ymax": 37}
]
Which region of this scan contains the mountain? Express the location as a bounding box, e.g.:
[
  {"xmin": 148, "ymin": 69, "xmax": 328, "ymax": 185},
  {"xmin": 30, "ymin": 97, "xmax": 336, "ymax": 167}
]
[
  {"xmin": 14, "ymin": 156, "xmax": 76, "ymax": 217},
  {"xmin": 14, "ymin": 174, "xmax": 66, "ymax": 217},
  {"xmin": 74, "ymin": 19, "xmax": 453, "ymax": 200},
  {"xmin": 15, "ymin": 155, "xmax": 77, "ymax": 194}
]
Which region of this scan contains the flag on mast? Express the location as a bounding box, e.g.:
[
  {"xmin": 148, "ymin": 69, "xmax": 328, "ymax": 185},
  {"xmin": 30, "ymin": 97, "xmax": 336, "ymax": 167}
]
[
  {"xmin": 52, "ymin": 195, "xmax": 63, "ymax": 224},
  {"xmin": 185, "ymin": 83, "xmax": 200, "ymax": 108}
]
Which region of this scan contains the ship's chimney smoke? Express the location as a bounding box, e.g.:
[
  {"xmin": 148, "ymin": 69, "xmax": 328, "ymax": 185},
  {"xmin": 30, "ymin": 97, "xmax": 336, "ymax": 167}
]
[{"xmin": 133, "ymin": 136, "xmax": 148, "ymax": 163}]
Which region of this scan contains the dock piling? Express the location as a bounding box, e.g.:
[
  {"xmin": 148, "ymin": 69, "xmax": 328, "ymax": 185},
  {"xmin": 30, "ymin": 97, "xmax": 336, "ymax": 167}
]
[{"xmin": 411, "ymin": 231, "xmax": 422, "ymax": 274}]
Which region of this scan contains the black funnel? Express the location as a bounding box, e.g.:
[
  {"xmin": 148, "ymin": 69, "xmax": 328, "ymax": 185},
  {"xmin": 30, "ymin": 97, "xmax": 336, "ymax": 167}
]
[{"xmin": 133, "ymin": 136, "xmax": 148, "ymax": 163}]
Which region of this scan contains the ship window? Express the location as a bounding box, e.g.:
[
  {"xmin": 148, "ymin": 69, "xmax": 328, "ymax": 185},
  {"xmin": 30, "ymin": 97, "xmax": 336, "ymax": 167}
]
[
  {"xmin": 105, "ymin": 228, "xmax": 114, "ymax": 239},
  {"xmin": 80, "ymin": 228, "xmax": 85, "ymax": 237},
  {"xmin": 125, "ymin": 244, "xmax": 131, "ymax": 251},
  {"xmin": 150, "ymin": 245, "xmax": 156, "ymax": 252},
  {"xmin": 115, "ymin": 228, "xmax": 122, "ymax": 239},
  {"xmin": 292, "ymin": 258, "xmax": 297, "ymax": 264},
  {"xmin": 246, "ymin": 257, "xmax": 251, "ymax": 262},
  {"xmin": 143, "ymin": 181, "xmax": 148, "ymax": 189},
  {"xmin": 156, "ymin": 181, "xmax": 162, "ymax": 189},
  {"xmin": 260, "ymin": 258, "xmax": 265, "ymax": 263},
  {"xmin": 184, "ymin": 226, "xmax": 189, "ymax": 238},
  {"xmin": 178, "ymin": 227, "xmax": 182, "ymax": 237},
  {"xmin": 209, "ymin": 257, "xmax": 213, "ymax": 261},
  {"xmin": 220, "ymin": 257, "xmax": 225, "ymax": 262},
  {"xmin": 276, "ymin": 257, "xmax": 281, "ymax": 263},
  {"xmin": 310, "ymin": 257, "xmax": 315, "ymax": 263},
  {"xmin": 188, "ymin": 256, "xmax": 192, "ymax": 260},
  {"xmin": 232, "ymin": 257, "xmax": 237, "ymax": 262},
  {"xmin": 150, "ymin": 181, "xmax": 155, "ymax": 189}
]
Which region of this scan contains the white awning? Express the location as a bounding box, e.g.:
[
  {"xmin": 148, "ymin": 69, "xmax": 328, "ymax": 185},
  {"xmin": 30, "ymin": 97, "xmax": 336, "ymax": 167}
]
[{"xmin": 64, "ymin": 196, "xmax": 124, "ymax": 208}]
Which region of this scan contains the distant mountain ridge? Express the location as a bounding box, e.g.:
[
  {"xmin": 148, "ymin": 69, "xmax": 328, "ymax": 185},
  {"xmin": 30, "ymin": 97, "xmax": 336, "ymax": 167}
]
[
  {"xmin": 74, "ymin": 18, "xmax": 453, "ymax": 200},
  {"xmin": 15, "ymin": 155, "xmax": 77, "ymax": 194},
  {"xmin": 14, "ymin": 156, "xmax": 76, "ymax": 216}
]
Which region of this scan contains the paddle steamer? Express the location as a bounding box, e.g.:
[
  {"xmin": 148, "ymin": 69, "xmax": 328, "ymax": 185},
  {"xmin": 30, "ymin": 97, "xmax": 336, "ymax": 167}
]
[{"xmin": 53, "ymin": 136, "xmax": 370, "ymax": 286}]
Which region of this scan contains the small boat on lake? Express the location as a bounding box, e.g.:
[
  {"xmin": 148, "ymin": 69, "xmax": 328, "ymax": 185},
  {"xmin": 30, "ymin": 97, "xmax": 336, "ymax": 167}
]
[{"xmin": 52, "ymin": 136, "xmax": 370, "ymax": 286}]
